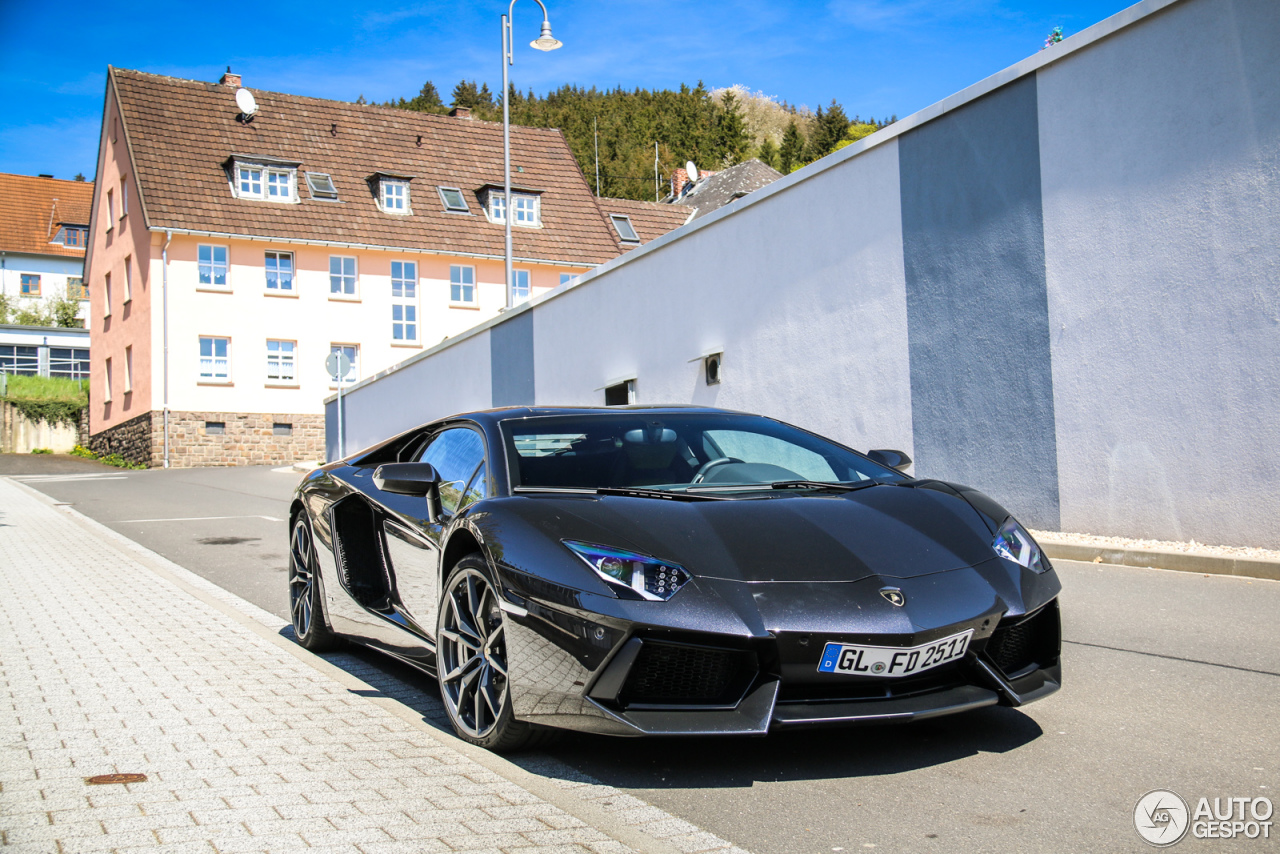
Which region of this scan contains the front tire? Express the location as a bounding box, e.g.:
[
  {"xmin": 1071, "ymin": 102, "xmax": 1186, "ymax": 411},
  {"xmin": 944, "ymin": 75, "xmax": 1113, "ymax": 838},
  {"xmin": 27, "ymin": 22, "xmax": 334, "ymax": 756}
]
[
  {"xmin": 437, "ymin": 554, "xmax": 543, "ymax": 752},
  {"xmin": 289, "ymin": 515, "xmax": 339, "ymax": 651}
]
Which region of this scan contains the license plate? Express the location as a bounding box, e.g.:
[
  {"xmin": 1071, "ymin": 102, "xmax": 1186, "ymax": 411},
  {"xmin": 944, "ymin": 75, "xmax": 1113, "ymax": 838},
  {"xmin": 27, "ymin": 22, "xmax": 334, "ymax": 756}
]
[{"xmin": 817, "ymin": 629, "xmax": 973, "ymax": 677}]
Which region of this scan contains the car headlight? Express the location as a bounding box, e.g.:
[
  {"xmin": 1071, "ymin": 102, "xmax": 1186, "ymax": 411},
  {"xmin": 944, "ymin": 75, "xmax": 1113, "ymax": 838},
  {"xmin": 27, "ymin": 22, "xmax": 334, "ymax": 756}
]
[
  {"xmin": 562, "ymin": 540, "xmax": 691, "ymax": 601},
  {"xmin": 992, "ymin": 517, "xmax": 1049, "ymax": 573}
]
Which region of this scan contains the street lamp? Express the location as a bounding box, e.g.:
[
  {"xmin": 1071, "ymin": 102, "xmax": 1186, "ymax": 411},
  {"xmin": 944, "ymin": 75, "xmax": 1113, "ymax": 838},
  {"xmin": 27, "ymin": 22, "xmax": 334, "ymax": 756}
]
[{"xmin": 502, "ymin": 0, "xmax": 561, "ymax": 309}]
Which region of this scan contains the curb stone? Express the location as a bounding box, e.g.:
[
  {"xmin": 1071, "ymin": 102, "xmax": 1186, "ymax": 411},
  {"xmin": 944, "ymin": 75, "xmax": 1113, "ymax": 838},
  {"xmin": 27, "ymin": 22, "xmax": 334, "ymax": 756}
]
[{"xmin": 1039, "ymin": 539, "xmax": 1280, "ymax": 581}]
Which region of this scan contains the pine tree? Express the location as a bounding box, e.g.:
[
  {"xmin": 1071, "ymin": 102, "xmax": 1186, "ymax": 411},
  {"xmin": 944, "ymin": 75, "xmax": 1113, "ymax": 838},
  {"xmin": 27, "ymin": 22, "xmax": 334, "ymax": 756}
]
[
  {"xmin": 713, "ymin": 91, "xmax": 750, "ymax": 167},
  {"xmin": 405, "ymin": 82, "xmax": 444, "ymax": 113},
  {"xmin": 757, "ymin": 138, "xmax": 780, "ymax": 171},
  {"xmin": 779, "ymin": 120, "xmax": 805, "ymax": 173}
]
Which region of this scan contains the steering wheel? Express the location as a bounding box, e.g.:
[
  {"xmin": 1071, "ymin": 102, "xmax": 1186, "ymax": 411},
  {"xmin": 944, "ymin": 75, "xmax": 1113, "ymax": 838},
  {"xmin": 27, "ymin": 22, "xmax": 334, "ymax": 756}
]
[{"xmin": 691, "ymin": 457, "xmax": 743, "ymax": 484}]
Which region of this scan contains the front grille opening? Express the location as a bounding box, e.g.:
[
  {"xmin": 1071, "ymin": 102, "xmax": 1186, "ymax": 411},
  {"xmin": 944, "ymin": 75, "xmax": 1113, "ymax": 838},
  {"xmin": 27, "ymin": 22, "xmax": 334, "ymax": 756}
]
[
  {"xmin": 985, "ymin": 600, "xmax": 1061, "ymax": 679},
  {"xmin": 777, "ymin": 666, "xmax": 968, "ymax": 705},
  {"xmin": 619, "ymin": 641, "xmax": 756, "ymax": 708}
]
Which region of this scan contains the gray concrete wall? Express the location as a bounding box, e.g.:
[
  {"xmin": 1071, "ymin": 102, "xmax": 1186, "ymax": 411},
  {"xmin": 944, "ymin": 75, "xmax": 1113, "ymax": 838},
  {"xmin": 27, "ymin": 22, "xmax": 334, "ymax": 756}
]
[
  {"xmin": 1038, "ymin": 0, "xmax": 1280, "ymax": 546},
  {"xmin": 328, "ymin": 0, "xmax": 1280, "ymax": 547}
]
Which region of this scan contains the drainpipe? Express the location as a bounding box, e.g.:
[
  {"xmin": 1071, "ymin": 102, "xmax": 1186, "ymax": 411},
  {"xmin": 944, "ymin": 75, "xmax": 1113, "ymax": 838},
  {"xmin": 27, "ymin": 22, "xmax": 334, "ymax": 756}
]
[{"xmin": 162, "ymin": 230, "xmax": 172, "ymax": 467}]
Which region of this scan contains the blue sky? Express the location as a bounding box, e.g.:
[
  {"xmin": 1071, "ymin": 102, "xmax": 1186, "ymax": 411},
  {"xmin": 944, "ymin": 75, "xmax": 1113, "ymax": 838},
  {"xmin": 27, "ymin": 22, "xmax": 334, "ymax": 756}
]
[{"xmin": 0, "ymin": 0, "xmax": 1134, "ymax": 181}]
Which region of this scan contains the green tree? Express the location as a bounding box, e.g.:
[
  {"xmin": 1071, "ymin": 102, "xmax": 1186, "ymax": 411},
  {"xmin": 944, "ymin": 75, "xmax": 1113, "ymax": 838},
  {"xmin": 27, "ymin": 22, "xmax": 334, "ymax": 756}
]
[
  {"xmin": 834, "ymin": 122, "xmax": 879, "ymax": 152},
  {"xmin": 806, "ymin": 99, "xmax": 850, "ymax": 162},
  {"xmin": 757, "ymin": 138, "xmax": 780, "ymax": 170},
  {"xmin": 713, "ymin": 91, "xmax": 750, "ymax": 167},
  {"xmin": 0, "ymin": 293, "xmax": 11, "ymax": 324},
  {"xmin": 779, "ymin": 120, "xmax": 805, "ymax": 173},
  {"xmin": 47, "ymin": 294, "xmax": 83, "ymax": 328},
  {"xmin": 406, "ymin": 81, "xmax": 444, "ymax": 112}
]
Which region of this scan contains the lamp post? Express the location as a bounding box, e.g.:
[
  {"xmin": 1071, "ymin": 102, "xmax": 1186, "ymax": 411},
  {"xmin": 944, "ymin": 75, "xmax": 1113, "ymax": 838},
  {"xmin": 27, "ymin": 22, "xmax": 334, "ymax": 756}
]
[{"xmin": 502, "ymin": 0, "xmax": 562, "ymax": 309}]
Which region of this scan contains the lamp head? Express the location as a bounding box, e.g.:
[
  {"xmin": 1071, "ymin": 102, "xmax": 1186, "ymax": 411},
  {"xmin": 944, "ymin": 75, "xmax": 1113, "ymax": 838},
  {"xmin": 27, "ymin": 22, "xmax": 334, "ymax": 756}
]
[{"xmin": 530, "ymin": 20, "xmax": 562, "ymax": 51}]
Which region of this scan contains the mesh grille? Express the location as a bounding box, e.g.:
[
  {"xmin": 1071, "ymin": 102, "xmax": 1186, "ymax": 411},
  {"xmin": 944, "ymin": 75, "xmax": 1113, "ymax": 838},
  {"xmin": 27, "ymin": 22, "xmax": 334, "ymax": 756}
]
[
  {"xmin": 622, "ymin": 642, "xmax": 745, "ymax": 704},
  {"xmin": 986, "ymin": 601, "xmax": 1060, "ymax": 677},
  {"xmin": 987, "ymin": 622, "xmax": 1034, "ymax": 674}
]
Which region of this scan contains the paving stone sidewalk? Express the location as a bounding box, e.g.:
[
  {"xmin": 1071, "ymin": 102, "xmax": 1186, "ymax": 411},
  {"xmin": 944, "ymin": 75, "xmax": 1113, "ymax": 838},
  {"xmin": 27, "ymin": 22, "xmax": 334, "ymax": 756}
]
[{"xmin": 0, "ymin": 479, "xmax": 748, "ymax": 854}]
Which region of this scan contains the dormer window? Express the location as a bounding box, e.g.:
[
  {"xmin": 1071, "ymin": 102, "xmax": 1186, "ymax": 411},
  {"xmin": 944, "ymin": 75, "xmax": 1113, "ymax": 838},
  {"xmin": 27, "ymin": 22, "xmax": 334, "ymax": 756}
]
[
  {"xmin": 227, "ymin": 155, "xmax": 301, "ymax": 203},
  {"xmin": 53, "ymin": 225, "xmax": 88, "ymax": 247},
  {"xmin": 382, "ymin": 179, "xmax": 408, "ymax": 213},
  {"xmin": 610, "ymin": 214, "xmax": 639, "ymax": 243},
  {"xmin": 370, "ymin": 173, "xmax": 413, "ymax": 215},
  {"xmin": 305, "ymin": 172, "xmax": 338, "ymax": 201},
  {"xmin": 438, "ymin": 186, "xmax": 470, "ymax": 213},
  {"xmin": 484, "ymin": 187, "xmax": 541, "ymax": 227}
]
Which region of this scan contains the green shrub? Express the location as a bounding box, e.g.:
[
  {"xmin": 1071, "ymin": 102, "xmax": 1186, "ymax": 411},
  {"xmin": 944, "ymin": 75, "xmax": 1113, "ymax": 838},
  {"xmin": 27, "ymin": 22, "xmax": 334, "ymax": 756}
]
[
  {"xmin": 1, "ymin": 375, "xmax": 87, "ymax": 428},
  {"xmin": 31, "ymin": 447, "xmax": 53, "ymax": 454},
  {"xmin": 71, "ymin": 444, "xmax": 96, "ymax": 458}
]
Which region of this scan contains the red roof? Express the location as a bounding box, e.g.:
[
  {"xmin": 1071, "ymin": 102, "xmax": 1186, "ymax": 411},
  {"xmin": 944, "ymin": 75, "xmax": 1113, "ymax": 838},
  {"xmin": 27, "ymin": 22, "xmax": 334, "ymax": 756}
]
[
  {"xmin": 0, "ymin": 172, "xmax": 94, "ymax": 258},
  {"xmin": 109, "ymin": 68, "xmax": 642, "ymax": 266}
]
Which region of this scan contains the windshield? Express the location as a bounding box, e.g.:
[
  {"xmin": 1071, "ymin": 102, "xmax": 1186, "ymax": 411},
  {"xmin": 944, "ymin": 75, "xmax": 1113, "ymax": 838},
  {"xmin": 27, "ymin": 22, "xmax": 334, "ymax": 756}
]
[{"xmin": 501, "ymin": 412, "xmax": 906, "ymax": 493}]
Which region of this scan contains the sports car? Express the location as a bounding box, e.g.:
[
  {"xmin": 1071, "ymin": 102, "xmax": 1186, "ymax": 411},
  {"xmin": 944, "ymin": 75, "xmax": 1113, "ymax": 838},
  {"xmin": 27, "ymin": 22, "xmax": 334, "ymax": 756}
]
[{"xmin": 289, "ymin": 406, "xmax": 1061, "ymax": 751}]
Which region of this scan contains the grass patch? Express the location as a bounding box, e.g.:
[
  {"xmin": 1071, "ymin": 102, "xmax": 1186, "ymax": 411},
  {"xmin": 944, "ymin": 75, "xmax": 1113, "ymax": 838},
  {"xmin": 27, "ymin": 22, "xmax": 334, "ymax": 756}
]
[{"xmin": 1, "ymin": 375, "xmax": 87, "ymax": 428}]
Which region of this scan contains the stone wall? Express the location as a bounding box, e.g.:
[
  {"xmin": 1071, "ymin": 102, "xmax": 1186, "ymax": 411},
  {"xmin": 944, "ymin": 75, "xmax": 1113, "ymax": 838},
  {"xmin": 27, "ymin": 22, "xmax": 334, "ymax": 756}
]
[
  {"xmin": 87, "ymin": 410, "xmax": 325, "ymax": 468},
  {"xmin": 164, "ymin": 411, "xmax": 324, "ymax": 468},
  {"xmin": 87, "ymin": 410, "xmax": 158, "ymax": 466}
]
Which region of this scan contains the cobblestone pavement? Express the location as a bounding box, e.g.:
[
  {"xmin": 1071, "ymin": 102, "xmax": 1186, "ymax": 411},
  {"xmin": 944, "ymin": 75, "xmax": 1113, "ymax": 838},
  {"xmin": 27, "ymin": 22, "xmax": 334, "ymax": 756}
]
[{"xmin": 0, "ymin": 479, "xmax": 749, "ymax": 854}]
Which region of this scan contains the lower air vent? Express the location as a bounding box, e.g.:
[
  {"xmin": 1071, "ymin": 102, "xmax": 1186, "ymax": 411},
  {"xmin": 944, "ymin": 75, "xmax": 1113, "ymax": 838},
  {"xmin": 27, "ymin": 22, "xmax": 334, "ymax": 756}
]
[
  {"xmin": 985, "ymin": 600, "xmax": 1061, "ymax": 678},
  {"xmin": 620, "ymin": 641, "xmax": 755, "ymax": 706}
]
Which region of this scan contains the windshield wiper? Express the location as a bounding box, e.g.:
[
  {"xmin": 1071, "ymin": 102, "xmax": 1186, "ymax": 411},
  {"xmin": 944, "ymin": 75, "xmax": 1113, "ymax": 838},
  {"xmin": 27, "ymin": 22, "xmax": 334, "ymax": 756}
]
[
  {"xmin": 688, "ymin": 480, "xmax": 883, "ymax": 493},
  {"xmin": 512, "ymin": 485, "xmax": 730, "ymax": 501},
  {"xmin": 770, "ymin": 479, "xmax": 884, "ymax": 492}
]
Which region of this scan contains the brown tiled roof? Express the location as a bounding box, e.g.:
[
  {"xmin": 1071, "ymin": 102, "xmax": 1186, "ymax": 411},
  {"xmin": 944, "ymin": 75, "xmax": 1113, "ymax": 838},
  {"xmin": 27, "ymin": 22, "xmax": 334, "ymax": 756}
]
[
  {"xmin": 597, "ymin": 198, "xmax": 693, "ymax": 251},
  {"xmin": 0, "ymin": 172, "xmax": 94, "ymax": 258},
  {"xmin": 109, "ymin": 68, "xmax": 627, "ymax": 265}
]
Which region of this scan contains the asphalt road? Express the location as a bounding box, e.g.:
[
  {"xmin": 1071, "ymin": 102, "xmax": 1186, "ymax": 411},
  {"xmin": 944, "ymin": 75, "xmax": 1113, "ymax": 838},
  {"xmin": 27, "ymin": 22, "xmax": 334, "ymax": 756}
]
[{"xmin": 8, "ymin": 456, "xmax": 1278, "ymax": 853}]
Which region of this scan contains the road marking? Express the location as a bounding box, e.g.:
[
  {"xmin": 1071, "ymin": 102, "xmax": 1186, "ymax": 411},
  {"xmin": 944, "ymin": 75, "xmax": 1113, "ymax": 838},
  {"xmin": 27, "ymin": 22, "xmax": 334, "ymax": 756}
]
[
  {"xmin": 9, "ymin": 474, "xmax": 130, "ymax": 482},
  {"xmin": 116, "ymin": 514, "xmax": 284, "ymax": 523}
]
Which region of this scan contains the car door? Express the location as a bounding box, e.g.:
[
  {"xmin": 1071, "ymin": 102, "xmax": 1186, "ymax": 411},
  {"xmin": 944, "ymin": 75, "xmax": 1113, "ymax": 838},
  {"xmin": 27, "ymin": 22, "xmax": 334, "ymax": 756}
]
[{"xmin": 380, "ymin": 425, "xmax": 487, "ymax": 638}]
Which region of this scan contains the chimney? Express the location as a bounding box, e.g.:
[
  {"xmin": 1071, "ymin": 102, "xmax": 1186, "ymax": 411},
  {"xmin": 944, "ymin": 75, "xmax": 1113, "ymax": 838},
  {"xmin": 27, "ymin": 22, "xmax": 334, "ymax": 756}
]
[
  {"xmin": 449, "ymin": 107, "xmax": 472, "ymax": 119},
  {"xmin": 671, "ymin": 168, "xmax": 689, "ymax": 198},
  {"xmin": 219, "ymin": 66, "xmax": 242, "ymax": 87}
]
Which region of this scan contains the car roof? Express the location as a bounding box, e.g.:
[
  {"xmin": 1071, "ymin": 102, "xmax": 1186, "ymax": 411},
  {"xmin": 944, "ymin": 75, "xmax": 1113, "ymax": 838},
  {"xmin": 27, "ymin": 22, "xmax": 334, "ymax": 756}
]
[{"xmin": 460, "ymin": 405, "xmax": 755, "ymax": 429}]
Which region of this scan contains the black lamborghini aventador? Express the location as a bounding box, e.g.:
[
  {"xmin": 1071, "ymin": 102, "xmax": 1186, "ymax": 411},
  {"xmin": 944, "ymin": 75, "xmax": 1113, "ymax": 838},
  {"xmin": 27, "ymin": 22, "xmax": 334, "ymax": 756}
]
[{"xmin": 289, "ymin": 406, "xmax": 1061, "ymax": 751}]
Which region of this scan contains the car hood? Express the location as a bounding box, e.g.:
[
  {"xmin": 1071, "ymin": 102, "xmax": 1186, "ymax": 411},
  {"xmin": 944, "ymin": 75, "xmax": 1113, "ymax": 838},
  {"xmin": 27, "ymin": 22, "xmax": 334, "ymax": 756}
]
[{"xmin": 505, "ymin": 483, "xmax": 999, "ymax": 583}]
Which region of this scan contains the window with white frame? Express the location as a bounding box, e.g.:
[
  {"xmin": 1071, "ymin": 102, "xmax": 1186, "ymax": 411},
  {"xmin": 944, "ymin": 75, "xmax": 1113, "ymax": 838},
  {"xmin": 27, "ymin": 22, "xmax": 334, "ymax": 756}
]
[
  {"xmin": 265, "ymin": 251, "xmax": 294, "ymax": 292},
  {"xmin": 512, "ymin": 268, "xmax": 531, "ymax": 303},
  {"xmin": 199, "ymin": 336, "xmax": 231, "ymax": 382},
  {"xmin": 391, "ymin": 261, "xmax": 418, "ymax": 342},
  {"xmin": 438, "ymin": 186, "xmax": 469, "ymax": 213},
  {"xmin": 266, "ymin": 339, "xmax": 296, "ymax": 383},
  {"xmin": 305, "ymin": 172, "xmax": 339, "ymax": 201},
  {"xmin": 486, "ymin": 190, "xmax": 540, "ymax": 226},
  {"xmin": 513, "ymin": 193, "xmax": 539, "ymax": 226},
  {"xmin": 450, "ymin": 265, "xmax": 475, "ymax": 304},
  {"xmin": 329, "ymin": 256, "xmax": 356, "ymax": 296},
  {"xmin": 232, "ymin": 159, "xmax": 297, "ymax": 202},
  {"xmin": 560, "ymin": 272, "xmax": 576, "ymax": 286},
  {"xmin": 106, "ymin": 189, "xmax": 115, "ymax": 228},
  {"xmin": 610, "ymin": 214, "xmax": 639, "ymax": 242},
  {"xmin": 329, "ymin": 344, "xmax": 358, "ymax": 384},
  {"xmin": 380, "ymin": 178, "xmax": 410, "ymax": 214},
  {"xmin": 120, "ymin": 176, "xmax": 129, "ymax": 217},
  {"xmin": 124, "ymin": 346, "xmax": 133, "ymax": 393},
  {"xmin": 104, "ymin": 273, "xmax": 112, "ymax": 317},
  {"xmin": 104, "ymin": 358, "xmax": 112, "ymax": 402},
  {"xmin": 198, "ymin": 245, "xmax": 229, "ymax": 288},
  {"xmin": 123, "ymin": 256, "xmax": 132, "ymax": 303}
]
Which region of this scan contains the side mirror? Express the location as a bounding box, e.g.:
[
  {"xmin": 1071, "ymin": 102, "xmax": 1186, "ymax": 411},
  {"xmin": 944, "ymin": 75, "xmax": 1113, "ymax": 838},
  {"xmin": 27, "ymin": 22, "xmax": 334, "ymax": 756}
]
[
  {"xmin": 866, "ymin": 449, "xmax": 913, "ymax": 472},
  {"xmin": 373, "ymin": 462, "xmax": 441, "ymax": 497}
]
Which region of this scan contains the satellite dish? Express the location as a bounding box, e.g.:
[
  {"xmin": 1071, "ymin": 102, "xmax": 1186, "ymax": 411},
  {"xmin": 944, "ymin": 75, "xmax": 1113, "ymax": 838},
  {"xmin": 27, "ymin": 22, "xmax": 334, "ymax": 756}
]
[
  {"xmin": 235, "ymin": 88, "xmax": 258, "ymax": 118},
  {"xmin": 685, "ymin": 161, "xmax": 699, "ymax": 182}
]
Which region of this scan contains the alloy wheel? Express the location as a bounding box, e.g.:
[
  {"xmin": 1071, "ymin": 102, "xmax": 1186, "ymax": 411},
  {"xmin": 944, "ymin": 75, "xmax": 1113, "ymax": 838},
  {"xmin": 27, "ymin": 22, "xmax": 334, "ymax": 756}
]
[
  {"xmin": 439, "ymin": 568, "xmax": 509, "ymax": 738},
  {"xmin": 289, "ymin": 519, "xmax": 316, "ymax": 638}
]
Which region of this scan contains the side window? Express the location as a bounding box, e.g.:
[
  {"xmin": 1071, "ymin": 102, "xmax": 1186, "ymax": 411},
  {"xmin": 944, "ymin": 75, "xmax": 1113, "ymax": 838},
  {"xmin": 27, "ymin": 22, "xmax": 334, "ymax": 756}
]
[{"xmin": 418, "ymin": 428, "xmax": 485, "ymax": 516}]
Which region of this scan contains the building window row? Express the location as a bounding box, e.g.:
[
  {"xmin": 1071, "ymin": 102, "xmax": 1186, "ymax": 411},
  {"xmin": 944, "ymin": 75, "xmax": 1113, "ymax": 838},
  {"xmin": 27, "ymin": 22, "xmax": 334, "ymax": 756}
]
[{"xmin": 196, "ymin": 337, "xmax": 361, "ymax": 386}]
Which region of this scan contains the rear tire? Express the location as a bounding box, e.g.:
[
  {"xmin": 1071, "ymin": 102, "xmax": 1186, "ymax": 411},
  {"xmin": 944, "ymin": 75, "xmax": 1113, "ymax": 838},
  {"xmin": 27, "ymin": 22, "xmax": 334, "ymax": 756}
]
[
  {"xmin": 437, "ymin": 554, "xmax": 550, "ymax": 752},
  {"xmin": 289, "ymin": 515, "xmax": 340, "ymax": 651}
]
